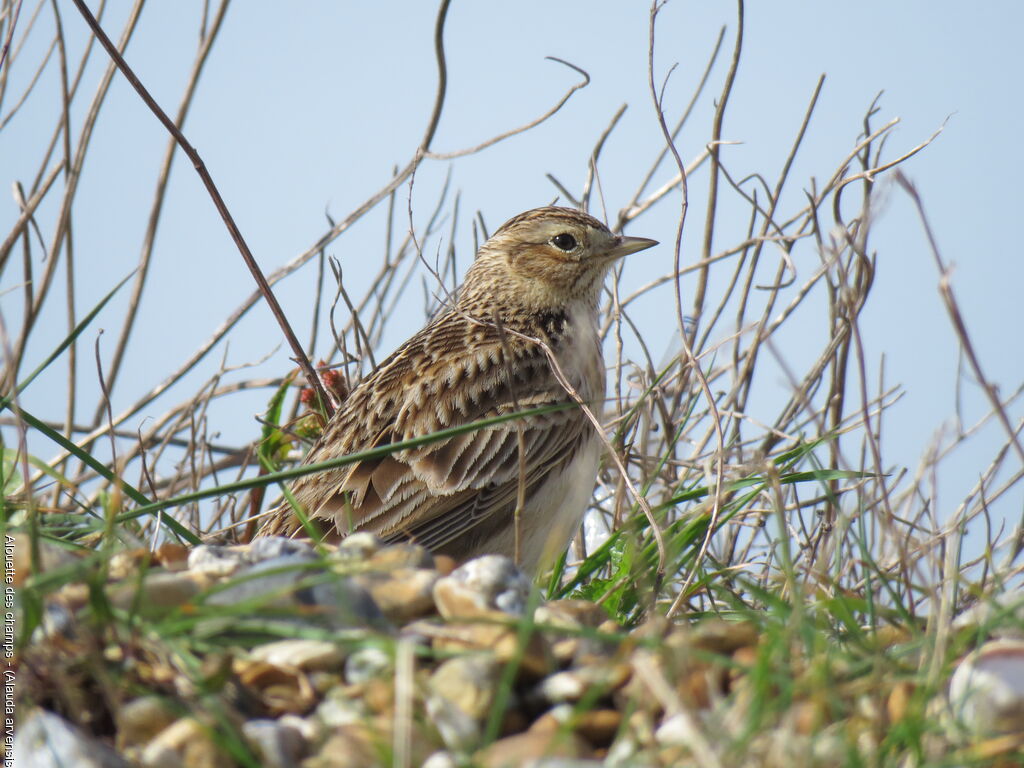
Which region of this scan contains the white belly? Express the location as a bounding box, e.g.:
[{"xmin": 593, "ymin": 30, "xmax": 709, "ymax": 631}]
[
  {"xmin": 463, "ymin": 301, "xmax": 606, "ymax": 574},
  {"xmin": 478, "ymin": 436, "xmax": 601, "ymax": 576},
  {"xmin": 521, "ymin": 437, "xmax": 601, "ymax": 574}
]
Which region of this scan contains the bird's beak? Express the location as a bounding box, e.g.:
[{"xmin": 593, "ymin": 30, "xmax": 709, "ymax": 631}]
[{"xmin": 606, "ymin": 235, "xmax": 658, "ymax": 259}]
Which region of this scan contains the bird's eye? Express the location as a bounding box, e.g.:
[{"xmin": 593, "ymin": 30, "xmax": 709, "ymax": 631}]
[{"xmin": 550, "ymin": 233, "xmax": 577, "ymax": 251}]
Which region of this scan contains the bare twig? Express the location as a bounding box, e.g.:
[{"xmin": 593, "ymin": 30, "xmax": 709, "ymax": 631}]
[{"xmin": 68, "ymin": 0, "xmax": 334, "ymax": 419}]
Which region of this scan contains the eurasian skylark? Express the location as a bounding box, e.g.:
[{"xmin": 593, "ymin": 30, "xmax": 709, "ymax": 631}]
[{"xmin": 258, "ymin": 206, "xmax": 657, "ymax": 574}]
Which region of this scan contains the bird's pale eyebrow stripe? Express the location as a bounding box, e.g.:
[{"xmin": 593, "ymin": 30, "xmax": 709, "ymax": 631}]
[{"xmin": 494, "ymin": 207, "xmax": 607, "ymax": 236}]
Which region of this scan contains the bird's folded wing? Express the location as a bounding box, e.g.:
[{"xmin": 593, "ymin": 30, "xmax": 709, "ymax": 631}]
[
  {"xmin": 326, "ymin": 394, "xmax": 588, "ymax": 545},
  {"xmin": 265, "ymin": 314, "xmax": 598, "ymax": 546},
  {"xmin": 379, "ymin": 405, "xmax": 590, "ymax": 549}
]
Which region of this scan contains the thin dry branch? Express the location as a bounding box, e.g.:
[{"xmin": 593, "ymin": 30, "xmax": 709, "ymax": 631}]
[{"xmin": 69, "ymin": 0, "xmax": 335, "ymax": 419}]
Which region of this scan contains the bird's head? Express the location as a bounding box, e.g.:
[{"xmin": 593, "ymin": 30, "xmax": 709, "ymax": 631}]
[{"xmin": 459, "ymin": 206, "xmax": 657, "ymax": 314}]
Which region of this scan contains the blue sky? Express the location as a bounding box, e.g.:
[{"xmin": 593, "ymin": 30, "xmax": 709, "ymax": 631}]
[{"xmin": 2, "ymin": 2, "xmax": 1021, "ymax": 560}]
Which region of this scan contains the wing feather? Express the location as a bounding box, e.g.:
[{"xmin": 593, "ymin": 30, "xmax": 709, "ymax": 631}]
[{"xmin": 261, "ymin": 307, "xmax": 600, "ymax": 547}]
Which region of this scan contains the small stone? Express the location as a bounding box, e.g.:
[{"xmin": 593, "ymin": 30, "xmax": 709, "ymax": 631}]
[
  {"xmin": 689, "ymin": 618, "xmax": 759, "ymax": 654},
  {"xmin": 630, "ymin": 614, "xmax": 669, "ymax": 640},
  {"xmin": 362, "ymin": 676, "xmax": 395, "ymax": 715},
  {"xmin": 431, "ymin": 622, "xmax": 553, "ymax": 681},
  {"xmin": 368, "ymin": 542, "xmax": 434, "ymax": 570},
  {"xmin": 315, "ymin": 686, "xmax": 369, "ymax": 728},
  {"xmin": 676, "ymin": 664, "xmax": 713, "ymax": 710},
  {"xmin": 279, "ymin": 713, "xmax": 322, "ymax": 745},
  {"xmin": 428, "ymin": 655, "xmax": 502, "ymax": 750},
  {"xmin": 474, "ymin": 714, "xmax": 593, "ymax": 767},
  {"xmin": 302, "ymin": 724, "xmax": 379, "ymax": 768},
  {"xmin": 494, "ymin": 629, "xmax": 554, "ymax": 681},
  {"xmin": 242, "ymin": 719, "xmax": 305, "ymax": 768},
  {"xmin": 355, "ymin": 567, "xmax": 438, "ymax": 623},
  {"xmin": 654, "ymin": 712, "xmax": 699, "ymax": 746},
  {"xmin": 140, "ymin": 716, "xmax": 232, "ymax": 767},
  {"xmin": 303, "ymin": 718, "xmax": 439, "ymax": 768},
  {"xmin": 107, "ymin": 549, "xmax": 148, "ymax": 581},
  {"xmin": 345, "ymin": 646, "xmax": 392, "ymax": 685},
  {"xmin": 536, "ymin": 599, "xmax": 610, "ymax": 630},
  {"xmin": 235, "ymin": 660, "xmax": 317, "ymax": 716},
  {"xmin": 429, "ymin": 656, "xmax": 502, "ymax": 719},
  {"xmin": 535, "ymin": 600, "xmax": 614, "ymax": 668},
  {"xmin": 335, "ymin": 532, "xmax": 384, "ymax": 561},
  {"xmin": 431, "ymin": 621, "xmax": 508, "ymax": 654},
  {"xmin": 31, "ymin": 602, "xmax": 75, "ymax": 643},
  {"xmin": 308, "ymin": 670, "xmax": 345, "ymax": 696},
  {"xmin": 422, "ymin": 750, "xmax": 459, "ymax": 768},
  {"xmin": 187, "ymin": 543, "xmax": 247, "ymax": 576},
  {"xmin": 949, "ymin": 638, "xmax": 1024, "ymax": 736},
  {"xmin": 302, "ymin": 574, "xmax": 389, "ymax": 630},
  {"xmin": 551, "ymin": 637, "xmax": 582, "ymax": 665},
  {"xmin": 544, "ymin": 628, "xmax": 615, "ymax": 669},
  {"xmin": 54, "ymin": 581, "xmax": 90, "ymax": 611},
  {"xmin": 247, "ymin": 535, "xmax": 314, "ymax": 562},
  {"xmin": 433, "ymin": 555, "xmax": 533, "ymax": 619},
  {"xmin": 597, "ymin": 619, "xmax": 620, "ymax": 635},
  {"xmin": 206, "ymin": 552, "xmax": 385, "ymax": 630},
  {"xmin": 153, "ymin": 542, "xmax": 191, "ymax": 570},
  {"xmin": 13, "ymin": 708, "xmax": 130, "ymax": 768},
  {"xmin": 887, "ymin": 681, "xmax": 914, "ymax": 724},
  {"xmin": 536, "ymin": 663, "xmax": 631, "ymax": 704},
  {"xmin": 434, "ymin": 555, "xmax": 458, "ymax": 575},
  {"xmin": 115, "ymin": 696, "xmax": 178, "ymax": 751},
  {"xmin": 109, "ymin": 571, "xmax": 205, "ymax": 614},
  {"xmin": 792, "ymin": 699, "xmax": 826, "ymax": 735},
  {"xmin": 574, "ymin": 708, "xmax": 622, "ymax": 748},
  {"xmin": 250, "ymin": 639, "xmax": 345, "ymax": 672}
]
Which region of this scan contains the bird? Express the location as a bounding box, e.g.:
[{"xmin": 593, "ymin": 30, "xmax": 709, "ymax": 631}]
[{"xmin": 256, "ymin": 206, "xmax": 657, "ymax": 575}]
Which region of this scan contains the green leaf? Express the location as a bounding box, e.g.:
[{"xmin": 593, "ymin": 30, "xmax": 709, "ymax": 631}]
[{"xmin": 257, "ymin": 377, "xmax": 294, "ymax": 471}]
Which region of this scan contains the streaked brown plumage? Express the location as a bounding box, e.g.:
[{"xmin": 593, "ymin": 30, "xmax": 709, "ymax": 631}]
[{"xmin": 257, "ymin": 206, "xmax": 657, "ymax": 573}]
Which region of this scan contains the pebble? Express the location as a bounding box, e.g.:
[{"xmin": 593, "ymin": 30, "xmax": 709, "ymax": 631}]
[
  {"xmin": 115, "ymin": 696, "xmax": 178, "ymax": 751},
  {"xmin": 139, "ymin": 716, "xmax": 230, "ymax": 767},
  {"xmin": 333, "ymin": 531, "xmax": 384, "ymax": 561},
  {"xmin": 948, "ymin": 638, "xmax": 1024, "ymax": 736},
  {"xmin": 22, "ymin": 535, "xmax": 994, "ymax": 767},
  {"xmin": 13, "ymin": 709, "xmax": 130, "ymax": 768},
  {"xmin": 315, "ymin": 685, "xmax": 370, "ymax": 728},
  {"xmin": 204, "ymin": 550, "xmax": 387, "ymax": 630},
  {"xmin": 247, "ymin": 535, "xmax": 314, "ymax": 561},
  {"xmin": 474, "ymin": 713, "xmax": 594, "ymax": 767},
  {"xmin": 428, "ymin": 655, "xmax": 502, "ymax": 750},
  {"xmin": 187, "ymin": 543, "xmax": 248, "ymax": 576},
  {"xmin": 536, "ymin": 663, "xmax": 631, "ymax": 704},
  {"xmin": 344, "ymin": 645, "xmax": 393, "ymax": 685},
  {"xmin": 204, "ymin": 552, "xmax": 318, "ymax": 607},
  {"xmin": 307, "ymin": 579, "xmax": 388, "ymax": 629},
  {"xmin": 235, "ymin": 658, "xmax": 317, "ymax": 715},
  {"xmin": 242, "ymin": 719, "xmax": 305, "ymax": 768},
  {"xmin": 367, "ymin": 541, "xmax": 435, "ymax": 569},
  {"xmin": 250, "ymin": 638, "xmax": 346, "ymax": 671},
  {"xmin": 109, "ymin": 571, "xmax": 206, "ymax": 613},
  {"xmin": 421, "ymin": 750, "xmax": 459, "ymax": 768},
  {"xmin": 355, "ymin": 566, "xmax": 438, "ymax": 623},
  {"xmin": 433, "ymin": 554, "xmax": 534, "ymax": 618}
]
